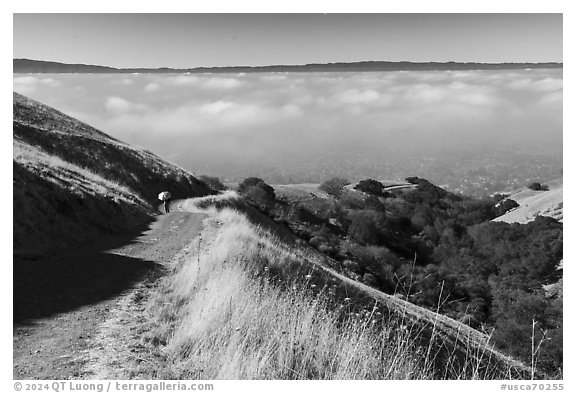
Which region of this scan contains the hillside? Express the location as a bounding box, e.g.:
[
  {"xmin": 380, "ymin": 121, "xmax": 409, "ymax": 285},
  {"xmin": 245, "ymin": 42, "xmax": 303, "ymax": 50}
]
[
  {"xmin": 492, "ymin": 178, "xmax": 563, "ymax": 224},
  {"xmin": 228, "ymin": 177, "xmax": 562, "ymax": 376},
  {"xmin": 144, "ymin": 194, "xmax": 535, "ymax": 379},
  {"xmin": 14, "ymin": 58, "xmax": 563, "ymax": 74},
  {"xmin": 13, "ymin": 92, "xmax": 213, "ymax": 256}
]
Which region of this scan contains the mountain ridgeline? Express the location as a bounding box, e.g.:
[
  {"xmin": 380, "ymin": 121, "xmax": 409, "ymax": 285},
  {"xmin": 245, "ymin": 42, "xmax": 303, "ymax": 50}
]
[
  {"xmin": 13, "ymin": 92, "xmax": 214, "ymax": 256},
  {"xmin": 14, "ymin": 58, "xmax": 563, "ymax": 74}
]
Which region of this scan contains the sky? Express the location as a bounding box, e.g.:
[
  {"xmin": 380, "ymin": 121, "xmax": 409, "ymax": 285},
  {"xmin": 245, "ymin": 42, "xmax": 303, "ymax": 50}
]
[{"xmin": 13, "ymin": 13, "xmax": 562, "ymax": 68}]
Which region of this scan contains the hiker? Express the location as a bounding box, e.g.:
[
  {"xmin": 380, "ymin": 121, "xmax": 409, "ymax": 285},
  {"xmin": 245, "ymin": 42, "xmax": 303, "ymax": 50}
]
[
  {"xmin": 158, "ymin": 191, "xmax": 172, "ymax": 214},
  {"xmin": 164, "ymin": 195, "xmax": 171, "ymax": 213}
]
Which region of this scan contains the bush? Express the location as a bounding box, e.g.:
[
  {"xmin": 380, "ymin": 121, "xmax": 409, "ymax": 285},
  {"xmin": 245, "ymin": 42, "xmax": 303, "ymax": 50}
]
[
  {"xmin": 337, "ymin": 193, "xmax": 366, "ymax": 211},
  {"xmin": 319, "ymin": 177, "xmax": 350, "ymax": 198},
  {"xmin": 364, "ymin": 196, "xmax": 386, "ymax": 212},
  {"xmin": 496, "ymin": 199, "xmax": 520, "ymax": 216},
  {"xmin": 528, "ymin": 182, "xmax": 549, "ymax": 191},
  {"xmin": 238, "ymin": 177, "xmax": 275, "ymax": 198},
  {"xmin": 347, "ymin": 210, "xmax": 386, "ymax": 246},
  {"xmin": 238, "ymin": 177, "xmax": 276, "ymax": 207},
  {"xmin": 354, "ymin": 179, "xmax": 385, "ymax": 196}
]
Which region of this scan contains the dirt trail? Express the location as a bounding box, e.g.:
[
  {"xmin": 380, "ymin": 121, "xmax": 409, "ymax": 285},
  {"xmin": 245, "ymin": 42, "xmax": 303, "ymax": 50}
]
[{"xmin": 13, "ymin": 201, "xmax": 205, "ymax": 380}]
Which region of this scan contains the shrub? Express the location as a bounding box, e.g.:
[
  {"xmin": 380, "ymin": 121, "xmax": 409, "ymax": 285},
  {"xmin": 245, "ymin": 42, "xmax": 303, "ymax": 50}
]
[
  {"xmin": 528, "ymin": 182, "xmax": 549, "ymax": 191},
  {"xmin": 496, "ymin": 199, "xmax": 520, "ymax": 216},
  {"xmin": 355, "ymin": 179, "xmax": 385, "ymax": 196},
  {"xmin": 364, "ymin": 196, "xmax": 386, "ymax": 212},
  {"xmin": 243, "ymin": 185, "xmax": 275, "ymax": 207},
  {"xmin": 319, "ymin": 177, "xmax": 350, "ymax": 198},
  {"xmin": 238, "ymin": 177, "xmax": 276, "ymax": 208},
  {"xmin": 337, "ymin": 193, "xmax": 365, "ymax": 211},
  {"xmin": 347, "ymin": 210, "xmax": 386, "ymax": 246},
  {"xmin": 238, "ymin": 177, "xmax": 275, "ymax": 199}
]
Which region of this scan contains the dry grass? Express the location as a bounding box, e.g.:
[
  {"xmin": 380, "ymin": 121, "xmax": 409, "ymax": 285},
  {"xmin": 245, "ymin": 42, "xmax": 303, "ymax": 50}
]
[
  {"xmin": 14, "ymin": 139, "xmax": 144, "ymax": 205},
  {"xmin": 180, "ymin": 191, "xmax": 241, "ymax": 213},
  {"xmin": 139, "ymin": 207, "xmax": 520, "ymax": 379},
  {"xmin": 144, "ymin": 210, "xmax": 427, "ymax": 379},
  {"xmin": 13, "ymin": 92, "xmax": 213, "ymax": 206},
  {"xmin": 13, "ymin": 92, "xmax": 214, "ymax": 255},
  {"xmin": 13, "ymin": 139, "xmax": 150, "ymax": 256}
]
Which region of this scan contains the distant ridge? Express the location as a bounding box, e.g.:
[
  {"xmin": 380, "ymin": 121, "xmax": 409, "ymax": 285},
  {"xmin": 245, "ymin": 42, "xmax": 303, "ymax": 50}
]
[{"xmin": 14, "ymin": 58, "xmax": 563, "ymax": 74}]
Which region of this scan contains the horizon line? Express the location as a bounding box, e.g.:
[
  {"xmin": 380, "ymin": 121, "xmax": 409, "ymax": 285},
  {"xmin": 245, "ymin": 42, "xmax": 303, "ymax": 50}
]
[{"xmin": 14, "ymin": 57, "xmax": 564, "ymax": 71}]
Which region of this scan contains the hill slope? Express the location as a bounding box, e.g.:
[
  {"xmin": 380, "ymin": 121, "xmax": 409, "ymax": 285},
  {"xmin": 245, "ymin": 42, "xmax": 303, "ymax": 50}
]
[
  {"xmin": 493, "ymin": 178, "xmax": 563, "ymax": 224},
  {"xmin": 13, "ymin": 92, "xmax": 213, "ymax": 256},
  {"xmin": 138, "ymin": 196, "xmax": 530, "ymax": 379}
]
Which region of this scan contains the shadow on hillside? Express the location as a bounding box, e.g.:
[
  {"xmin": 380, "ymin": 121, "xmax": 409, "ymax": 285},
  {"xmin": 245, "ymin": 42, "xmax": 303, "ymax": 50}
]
[{"xmin": 13, "ymin": 224, "xmax": 161, "ymax": 323}]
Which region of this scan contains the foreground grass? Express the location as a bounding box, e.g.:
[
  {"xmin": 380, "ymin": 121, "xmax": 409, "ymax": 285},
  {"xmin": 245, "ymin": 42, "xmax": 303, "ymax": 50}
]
[
  {"xmin": 139, "ymin": 207, "xmax": 520, "ymax": 379},
  {"xmin": 143, "ymin": 209, "xmax": 430, "ymax": 379}
]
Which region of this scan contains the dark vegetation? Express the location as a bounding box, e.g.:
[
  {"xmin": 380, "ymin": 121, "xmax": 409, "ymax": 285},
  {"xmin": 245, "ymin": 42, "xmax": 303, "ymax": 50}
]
[
  {"xmin": 235, "ymin": 176, "xmax": 563, "ymax": 377},
  {"xmin": 528, "ymin": 182, "xmax": 550, "ymax": 191},
  {"xmin": 495, "ymin": 198, "xmax": 520, "ymax": 216},
  {"xmin": 354, "ymin": 178, "xmax": 386, "ymax": 196},
  {"xmin": 318, "ymin": 177, "xmax": 350, "ymax": 197}
]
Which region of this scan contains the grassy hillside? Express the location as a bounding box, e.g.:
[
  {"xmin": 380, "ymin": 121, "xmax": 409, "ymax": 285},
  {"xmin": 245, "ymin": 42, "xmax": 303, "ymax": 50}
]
[
  {"xmin": 13, "ymin": 92, "xmax": 213, "ymax": 256},
  {"xmin": 133, "ymin": 199, "xmax": 532, "ymax": 379},
  {"xmin": 493, "ymin": 178, "xmax": 563, "ymax": 224},
  {"xmin": 224, "ymin": 177, "xmax": 562, "ymax": 377}
]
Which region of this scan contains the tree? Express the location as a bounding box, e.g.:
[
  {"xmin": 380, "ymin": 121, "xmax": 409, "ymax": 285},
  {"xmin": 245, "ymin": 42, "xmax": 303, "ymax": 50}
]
[
  {"xmin": 347, "ymin": 210, "xmax": 387, "ymax": 246},
  {"xmin": 319, "ymin": 177, "xmax": 350, "ymax": 198},
  {"xmin": 238, "ymin": 177, "xmax": 275, "ymax": 197},
  {"xmin": 528, "ymin": 182, "xmax": 549, "ymax": 191},
  {"xmin": 238, "ymin": 177, "xmax": 276, "ymax": 206},
  {"xmin": 495, "ymin": 199, "xmax": 519, "ymax": 216},
  {"xmin": 364, "ymin": 195, "xmax": 386, "ymax": 212},
  {"xmin": 354, "ymin": 179, "xmax": 385, "ymax": 196}
]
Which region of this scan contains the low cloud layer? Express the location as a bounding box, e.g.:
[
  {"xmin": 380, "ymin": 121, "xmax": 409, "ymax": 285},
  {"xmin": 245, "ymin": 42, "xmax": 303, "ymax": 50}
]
[
  {"xmin": 13, "ymin": 76, "xmax": 61, "ymax": 95},
  {"xmin": 14, "ymin": 69, "xmax": 562, "ymax": 178}
]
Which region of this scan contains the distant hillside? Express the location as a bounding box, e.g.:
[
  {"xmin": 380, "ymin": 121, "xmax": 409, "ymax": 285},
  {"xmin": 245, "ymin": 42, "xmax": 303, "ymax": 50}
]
[
  {"xmin": 493, "ymin": 178, "xmax": 563, "ymax": 224},
  {"xmin": 13, "ymin": 93, "xmax": 213, "ymax": 256},
  {"xmin": 14, "ymin": 58, "xmax": 563, "ymax": 74},
  {"xmin": 13, "ymin": 59, "xmax": 118, "ymax": 73}
]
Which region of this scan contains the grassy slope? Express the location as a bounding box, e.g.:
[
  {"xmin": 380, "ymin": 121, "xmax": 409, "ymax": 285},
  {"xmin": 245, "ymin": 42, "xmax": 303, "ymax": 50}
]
[
  {"xmin": 492, "ymin": 179, "xmax": 563, "ymax": 224},
  {"xmin": 13, "ymin": 92, "xmax": 213, "ymax": 256},
  {"xmin": 135, "ymin": 201, "xmax": 532, "ymax": 379},
  {"xmin": 274, "ymin": 181, "xmax": 416, "ymax": 201},
  {"xmin": 130, "ymin": 194, "xmax": 534, "ymax": 379}
]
